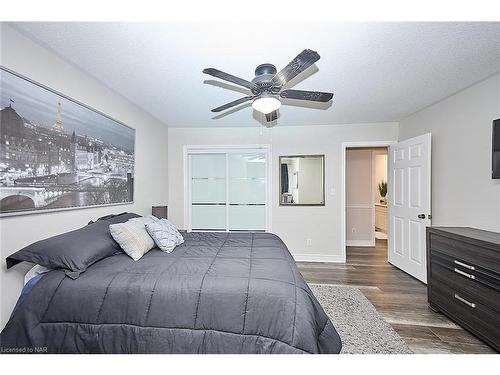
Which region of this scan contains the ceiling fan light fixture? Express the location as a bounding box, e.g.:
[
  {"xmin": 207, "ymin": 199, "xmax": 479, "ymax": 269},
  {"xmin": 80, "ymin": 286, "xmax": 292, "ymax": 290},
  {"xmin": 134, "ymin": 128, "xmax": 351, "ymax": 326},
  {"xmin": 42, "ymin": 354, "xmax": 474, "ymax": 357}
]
[{"xmin": 252, "ymin": 96, "xmax": 281, "ymax": 114}]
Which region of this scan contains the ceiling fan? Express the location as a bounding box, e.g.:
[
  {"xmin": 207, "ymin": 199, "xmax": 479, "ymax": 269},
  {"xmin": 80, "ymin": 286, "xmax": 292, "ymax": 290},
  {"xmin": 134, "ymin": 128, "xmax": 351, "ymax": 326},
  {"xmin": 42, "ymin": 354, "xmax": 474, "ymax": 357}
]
[{"xmin": 203, "ymin": 49, "xmax": 333, "ymax": 123}]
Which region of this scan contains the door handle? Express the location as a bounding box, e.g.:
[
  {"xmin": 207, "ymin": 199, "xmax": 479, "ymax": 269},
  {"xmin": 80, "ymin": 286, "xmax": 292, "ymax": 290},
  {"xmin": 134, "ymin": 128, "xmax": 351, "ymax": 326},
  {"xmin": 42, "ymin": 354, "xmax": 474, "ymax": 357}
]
[{"xmin": 417, "ymin": 214, "xmax": 426, "ymax": 219}]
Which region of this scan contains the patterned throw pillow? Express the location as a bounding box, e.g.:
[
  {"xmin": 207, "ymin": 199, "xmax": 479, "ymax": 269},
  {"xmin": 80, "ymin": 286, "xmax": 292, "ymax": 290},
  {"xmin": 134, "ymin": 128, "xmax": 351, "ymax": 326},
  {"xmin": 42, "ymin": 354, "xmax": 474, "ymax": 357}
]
[
  {"xmin": 109, "ymin": 217, "xmax": 156, "ymax": 261},
  {"xmin": 160, "ymin": 218, "xmax": 184, "ymax": 245},
  {"xmin": 145, "ymin": 217, "xmax": 184, "ymax": 253}
]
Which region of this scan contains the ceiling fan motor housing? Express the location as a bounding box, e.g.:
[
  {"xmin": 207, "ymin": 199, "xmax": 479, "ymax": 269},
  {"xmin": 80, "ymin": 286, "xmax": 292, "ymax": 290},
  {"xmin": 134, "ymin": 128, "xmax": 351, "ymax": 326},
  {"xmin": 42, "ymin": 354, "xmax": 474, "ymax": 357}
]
[
  {"xmin": 254, "ymin": 63, "xmax": 277, "ymax": 77},
  {"xmin": 252, "ymin": 64, "xmax": 279, "ymax": 94}
]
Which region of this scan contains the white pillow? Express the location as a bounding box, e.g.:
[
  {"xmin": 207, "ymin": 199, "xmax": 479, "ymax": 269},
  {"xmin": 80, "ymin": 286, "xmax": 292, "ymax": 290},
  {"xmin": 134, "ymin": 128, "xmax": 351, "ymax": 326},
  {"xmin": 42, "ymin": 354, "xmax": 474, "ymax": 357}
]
[
  {"xmin": 24, "ymin": 264, "xmax": 51, "ymax": 285},
  {"xmin": 109, "ymin": 217, "xmax": 155, "ymax": 261}
]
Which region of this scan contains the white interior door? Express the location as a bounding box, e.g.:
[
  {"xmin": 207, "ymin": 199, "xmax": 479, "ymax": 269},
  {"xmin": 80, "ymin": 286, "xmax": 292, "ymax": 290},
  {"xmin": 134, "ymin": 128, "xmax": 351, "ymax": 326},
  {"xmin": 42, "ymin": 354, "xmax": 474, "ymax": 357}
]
[{"xmin": 388, "ymin": 133, "xmax": 431, "ymax": 283}]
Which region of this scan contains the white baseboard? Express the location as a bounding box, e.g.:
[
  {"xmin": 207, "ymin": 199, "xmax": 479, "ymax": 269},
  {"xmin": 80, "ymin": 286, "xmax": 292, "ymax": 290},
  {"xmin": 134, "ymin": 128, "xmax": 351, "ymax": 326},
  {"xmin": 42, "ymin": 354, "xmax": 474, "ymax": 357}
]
[
  {"xmin": 346, "ymin": 240, "xmax": 375, "ymax": 247},
  {"xmin": 292, "ymin": 253, "xmax": 345, "ymax": 263}
]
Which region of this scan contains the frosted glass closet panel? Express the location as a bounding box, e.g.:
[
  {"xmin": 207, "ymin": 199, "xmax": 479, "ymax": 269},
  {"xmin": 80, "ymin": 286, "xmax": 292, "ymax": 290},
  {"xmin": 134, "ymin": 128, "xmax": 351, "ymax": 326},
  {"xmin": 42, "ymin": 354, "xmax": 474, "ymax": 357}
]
[
  {"xmin": 189, "ymin": 152, "xmax": 267, "ymax": 231},
  {"xmin": 191, "ymin": 206, "xmax": 226, "ymax": 230},
  {"xmin": 228, "ymin": 154, "xmax": 266, "ymax": 230},
  {"xmin": 191, "ymin": 154, "xmax": 226, "ymax": 230},
  {"xmin": 229, "ymin": 206, "xmax": 265, "ymax": 231},
  {"xmin": 191, "ymin": 154, "xmax": 226, "ymax": 178},
  {"xmin": 228, "ymin": 154, "xmax": 265, "ymax": 204},
  {"xmin": 228, "ymin": 179, "xmax": 265, "ymax": 204},
  {"xmin": 191, "ymin": 179, "xmax": 226, "ymax": 204},
  {"xmin": 229, "ymin": 154, "xmax": 266, "ymax": 178}
]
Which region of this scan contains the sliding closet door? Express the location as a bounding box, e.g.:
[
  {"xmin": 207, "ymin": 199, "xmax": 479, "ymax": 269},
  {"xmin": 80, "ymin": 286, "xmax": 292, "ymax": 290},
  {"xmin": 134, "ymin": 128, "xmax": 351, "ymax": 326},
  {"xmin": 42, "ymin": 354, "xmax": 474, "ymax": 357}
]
[
  {"xmin": 190, "ymin": 154, "xmax": 226, "ymax": 230},
  {"xmin": 188, "ymin": 149, "xmax": 268, "ymax": 232},
  {"xmin": 228, "ymin": 154, "xmax": 266, "ymax": 231}
]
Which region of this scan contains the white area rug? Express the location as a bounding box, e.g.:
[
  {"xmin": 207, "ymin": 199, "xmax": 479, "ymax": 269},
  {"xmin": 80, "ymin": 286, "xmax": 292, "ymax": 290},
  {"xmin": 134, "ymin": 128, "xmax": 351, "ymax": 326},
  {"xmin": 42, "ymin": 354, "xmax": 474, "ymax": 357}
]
[{"xmin": 309, "ymin": 283, "xmax": 413, "ymax": 354}]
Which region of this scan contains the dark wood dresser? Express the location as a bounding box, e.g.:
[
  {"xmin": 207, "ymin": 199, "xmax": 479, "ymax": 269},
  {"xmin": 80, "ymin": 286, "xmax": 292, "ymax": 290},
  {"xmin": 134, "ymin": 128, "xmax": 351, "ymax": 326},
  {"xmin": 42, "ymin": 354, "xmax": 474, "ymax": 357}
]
[{"xmin": 427, "ymin": 227, "xmax": 500, "ymax": 351}]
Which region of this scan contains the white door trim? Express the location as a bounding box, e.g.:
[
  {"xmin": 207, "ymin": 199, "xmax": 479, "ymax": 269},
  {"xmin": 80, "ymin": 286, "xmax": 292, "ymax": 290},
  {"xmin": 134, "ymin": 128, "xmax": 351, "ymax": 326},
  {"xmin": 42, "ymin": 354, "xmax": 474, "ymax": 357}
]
[
  {"xmin": 183, "ymin": 144, "xmax": 272, "ymax": 232},
  {"xmin": 341, "ymin": 141, "xmax": 396, "ymax": 263}
]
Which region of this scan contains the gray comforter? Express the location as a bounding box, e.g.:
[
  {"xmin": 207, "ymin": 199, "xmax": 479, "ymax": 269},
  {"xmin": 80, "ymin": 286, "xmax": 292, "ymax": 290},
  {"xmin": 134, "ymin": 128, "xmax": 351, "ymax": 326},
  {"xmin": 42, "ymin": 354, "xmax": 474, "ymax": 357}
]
[{"xmin": 1, "ymin": 232, "xmax": 341, "ymax": 354}]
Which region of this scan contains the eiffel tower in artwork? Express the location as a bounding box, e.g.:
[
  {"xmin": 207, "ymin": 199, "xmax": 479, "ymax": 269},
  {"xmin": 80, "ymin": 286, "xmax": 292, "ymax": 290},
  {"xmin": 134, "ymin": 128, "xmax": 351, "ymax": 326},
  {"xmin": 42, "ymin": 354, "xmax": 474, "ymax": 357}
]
[{"xmin": 53, "ymin": 101, "xmax": 64, "ymax": 132}]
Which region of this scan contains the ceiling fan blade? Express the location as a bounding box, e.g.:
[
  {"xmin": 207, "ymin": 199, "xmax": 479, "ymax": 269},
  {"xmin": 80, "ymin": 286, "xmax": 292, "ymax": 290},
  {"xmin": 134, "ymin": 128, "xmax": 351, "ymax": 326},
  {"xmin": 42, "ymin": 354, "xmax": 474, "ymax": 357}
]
[
  {"xmin": 280, "ymin": 89, "xmax": 333, "ymax": 102},
  {"xmin": 203, "ymin": 68, "xmax": 257, "ymax": 90},
  {"xmin": 271, "ymin": 49, "xmax": 320, "ymax": 87},
  {"xmin": 204, "ymin": 79, "xmax": 252, "ymax": 95},
  {"xmin": 211, "ymin": 96, "xmax": 254, "ymax": 112},
  {"xmin": 212, "ymin": 102, "xmax": 252, "ymax": 119}
]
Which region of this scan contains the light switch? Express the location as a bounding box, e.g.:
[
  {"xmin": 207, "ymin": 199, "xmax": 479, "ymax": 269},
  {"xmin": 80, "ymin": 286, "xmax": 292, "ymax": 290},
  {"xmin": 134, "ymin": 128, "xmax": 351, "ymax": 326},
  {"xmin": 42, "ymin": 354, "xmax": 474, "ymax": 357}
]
[{"xmin": 329, "ymin": 188, "xmax": 335, "ymax": 196}]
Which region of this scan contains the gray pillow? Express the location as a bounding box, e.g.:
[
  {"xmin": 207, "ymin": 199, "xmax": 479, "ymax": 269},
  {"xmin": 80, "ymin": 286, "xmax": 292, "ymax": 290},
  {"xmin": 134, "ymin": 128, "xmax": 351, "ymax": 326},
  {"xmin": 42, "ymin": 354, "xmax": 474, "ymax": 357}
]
[
  {"xmin": 88, "ymin": 212, "xmax": 140, "ymax": 225},
  {"xmin": 145, "ymin": 218, "xmax": 184, "ymax": 253},
  {"xmin": 6, "ymin": 220, "xmax": 121, "ymax": 279}
]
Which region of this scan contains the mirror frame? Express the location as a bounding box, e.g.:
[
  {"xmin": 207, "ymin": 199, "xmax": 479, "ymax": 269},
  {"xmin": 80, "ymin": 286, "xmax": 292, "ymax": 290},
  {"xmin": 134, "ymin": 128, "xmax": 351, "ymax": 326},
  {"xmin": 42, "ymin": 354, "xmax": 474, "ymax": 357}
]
[{"xmin": 279, "ymin": 154, "xmax": 325, "ymax": 206}]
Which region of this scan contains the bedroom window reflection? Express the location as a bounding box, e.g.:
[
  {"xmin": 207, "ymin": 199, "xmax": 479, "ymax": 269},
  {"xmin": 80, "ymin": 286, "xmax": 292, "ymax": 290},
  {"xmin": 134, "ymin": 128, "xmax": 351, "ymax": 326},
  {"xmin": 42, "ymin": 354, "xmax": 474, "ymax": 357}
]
[
  {"xmin": 189, "ymin": 151, "xmax": 268, "ymax": 231},
  {"xmin": 279, "ymin": 155, "xmax": 325, "ymax": 206}
]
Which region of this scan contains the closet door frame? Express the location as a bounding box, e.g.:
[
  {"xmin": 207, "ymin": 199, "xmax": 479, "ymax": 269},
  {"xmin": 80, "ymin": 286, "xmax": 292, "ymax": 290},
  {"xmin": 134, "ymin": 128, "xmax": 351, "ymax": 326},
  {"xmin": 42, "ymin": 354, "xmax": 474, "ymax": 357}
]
[{"xmin": 183, "ymin": 144, "xmax": 272, "ymax": 233}]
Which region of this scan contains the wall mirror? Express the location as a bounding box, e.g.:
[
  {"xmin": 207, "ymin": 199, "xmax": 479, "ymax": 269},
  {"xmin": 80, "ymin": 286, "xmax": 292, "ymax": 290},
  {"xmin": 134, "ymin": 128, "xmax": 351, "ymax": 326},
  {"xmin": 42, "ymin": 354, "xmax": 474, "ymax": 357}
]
[{"xmin": 279, "ymin": 155, "xmax": 325, "ymax": 206}]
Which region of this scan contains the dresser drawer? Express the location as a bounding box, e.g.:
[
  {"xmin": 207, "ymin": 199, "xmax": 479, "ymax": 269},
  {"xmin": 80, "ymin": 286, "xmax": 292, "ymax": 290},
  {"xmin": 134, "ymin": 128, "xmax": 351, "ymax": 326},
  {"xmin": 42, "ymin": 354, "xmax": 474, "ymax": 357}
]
[
  {"xmin": 430, "ymin": 258, "xmax": 500, "ymax": 312},
  {"xmin": 430, "ymin": 281, "xmax": 500, "ymax": 349},
  {"xmin": 429, "ymin": 233, "xmax": 500, "ymax": 274},
  {"xmin": 430, "ymin": 250, "xmax": 500, "ymax": 289}
]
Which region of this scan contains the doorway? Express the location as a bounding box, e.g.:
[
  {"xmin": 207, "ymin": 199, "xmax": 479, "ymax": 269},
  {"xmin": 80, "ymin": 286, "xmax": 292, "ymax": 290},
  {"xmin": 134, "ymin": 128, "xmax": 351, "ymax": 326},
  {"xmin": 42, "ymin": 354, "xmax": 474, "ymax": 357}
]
[
  {"xmin": 341, "ymin": 135, "xmax": 432, "ymax": 283},
  {"xmin": 344, "ymin": 147, "xmax": 389, "ymax": 258},
  {"xmin": 340, "ymin": 141, "xmax": 395, "ymax": 263}
]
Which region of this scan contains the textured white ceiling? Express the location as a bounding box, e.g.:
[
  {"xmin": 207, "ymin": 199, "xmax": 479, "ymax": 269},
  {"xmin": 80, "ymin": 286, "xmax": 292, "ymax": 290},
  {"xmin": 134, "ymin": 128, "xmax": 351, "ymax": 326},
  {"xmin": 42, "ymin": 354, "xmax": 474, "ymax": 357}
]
[{"xmin": 10, "ymin": 22, "xmax": 500, "ymax": 127}]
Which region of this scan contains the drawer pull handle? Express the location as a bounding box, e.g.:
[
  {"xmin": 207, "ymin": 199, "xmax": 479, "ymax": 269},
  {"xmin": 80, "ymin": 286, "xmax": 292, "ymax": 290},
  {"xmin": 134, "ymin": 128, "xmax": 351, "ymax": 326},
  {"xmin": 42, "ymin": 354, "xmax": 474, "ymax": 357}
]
[
  {"xmin": 454, "ymin": 293, "xmax": 476, "ymax": 308},
  {"xmin": 454, "ymin": 260, "xmax": 475, "ymax": 270},
  {"xmin": 454, "ymin": 268, "xmax": 475, "ymax": 280}
]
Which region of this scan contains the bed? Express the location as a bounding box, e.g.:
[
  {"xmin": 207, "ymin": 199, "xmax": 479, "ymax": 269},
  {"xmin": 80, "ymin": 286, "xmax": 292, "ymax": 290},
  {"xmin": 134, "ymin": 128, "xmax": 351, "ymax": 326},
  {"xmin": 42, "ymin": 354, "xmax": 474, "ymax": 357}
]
[{"xmin": 1, "ymin": 230, "xmax": 341, "ymax": 354}]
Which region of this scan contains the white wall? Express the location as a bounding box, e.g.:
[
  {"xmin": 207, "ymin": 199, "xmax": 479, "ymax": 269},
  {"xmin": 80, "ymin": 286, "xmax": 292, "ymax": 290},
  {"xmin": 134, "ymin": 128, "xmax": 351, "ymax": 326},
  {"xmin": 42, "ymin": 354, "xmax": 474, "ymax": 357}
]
[
  {"xmin": 168, "ymin": 123, "xmax": 398, "ymax": 262},
  {"xmin": 0, "ymin": 24, "xmax": 169, "ymax": 329},
  {"xmin": 345, "ymin": 149, "xmax": 374, "ymax": 246},
  {"xmin": 399, "ymin": 74, "xmax": 500, "ymax": 232}
]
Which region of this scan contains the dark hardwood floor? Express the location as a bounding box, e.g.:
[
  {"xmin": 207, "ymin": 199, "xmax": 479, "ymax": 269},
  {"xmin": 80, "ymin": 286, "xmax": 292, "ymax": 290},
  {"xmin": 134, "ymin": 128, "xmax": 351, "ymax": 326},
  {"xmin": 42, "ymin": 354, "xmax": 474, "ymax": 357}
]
[{"xmin": 297, "ymin": 239, "xmax": 496, "ymax": 354}]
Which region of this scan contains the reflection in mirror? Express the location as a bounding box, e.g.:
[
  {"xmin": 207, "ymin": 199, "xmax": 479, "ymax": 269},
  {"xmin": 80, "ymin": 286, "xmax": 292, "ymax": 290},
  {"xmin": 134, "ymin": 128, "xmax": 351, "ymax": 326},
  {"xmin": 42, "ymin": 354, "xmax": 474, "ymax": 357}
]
[{"xmin": 279, "ymin": 155, "xmax": 325, "ymax": 206}]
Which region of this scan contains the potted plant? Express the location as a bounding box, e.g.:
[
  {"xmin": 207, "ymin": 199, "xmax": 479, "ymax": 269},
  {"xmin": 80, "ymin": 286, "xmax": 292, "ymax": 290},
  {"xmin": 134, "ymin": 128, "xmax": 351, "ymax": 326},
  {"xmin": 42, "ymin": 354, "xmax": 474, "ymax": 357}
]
[{"xmin": 378, "ymin": 180, "xmax": 388, "ymax": 204}]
